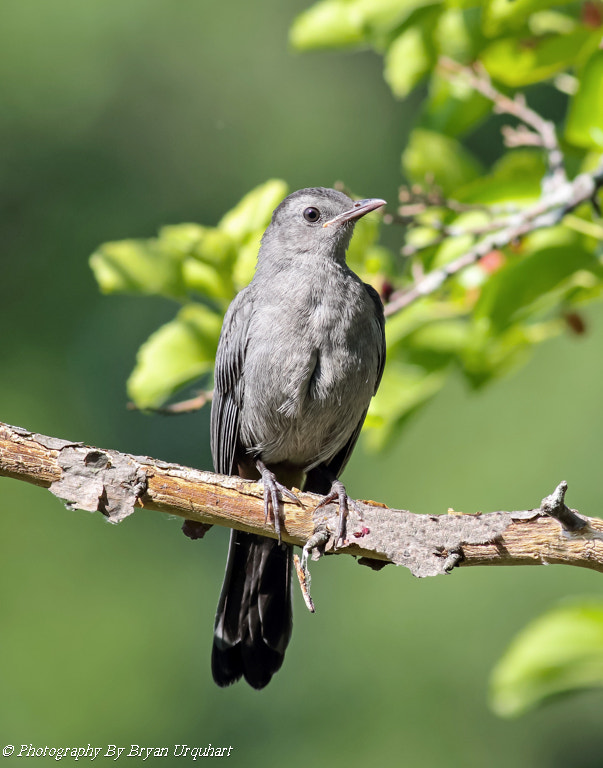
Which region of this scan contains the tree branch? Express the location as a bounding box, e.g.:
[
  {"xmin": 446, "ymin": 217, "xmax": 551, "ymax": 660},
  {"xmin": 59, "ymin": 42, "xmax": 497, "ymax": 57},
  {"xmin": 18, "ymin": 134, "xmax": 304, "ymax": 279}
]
[
  {"xmin": 127, "ymin": 390, "xmax": 213, "ymax": 415},
  {"xmin": 438, "ymin": 57, "xmax": 567, "ymax": 190},
  {"xmin": 2, "ymin": 421, "xmax": 603, "ymax": 577},
  {"xmin": 383, "ymin": 58, "xmax": 603, "ymax": 318},
  {"xmin": 383, "ymin": 171, "xmax": 601, "ymax": 316}
]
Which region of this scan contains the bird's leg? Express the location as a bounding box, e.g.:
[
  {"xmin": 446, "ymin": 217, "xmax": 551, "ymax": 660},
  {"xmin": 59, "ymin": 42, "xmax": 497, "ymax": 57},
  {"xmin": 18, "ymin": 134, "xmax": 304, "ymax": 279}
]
[
  {"xmin": 255, "ymin": 460, "xmax": 302, "ymax": 543},
  {"xmin": 314, "ymin": 477, "xmax": 358, "ymax": 547}
]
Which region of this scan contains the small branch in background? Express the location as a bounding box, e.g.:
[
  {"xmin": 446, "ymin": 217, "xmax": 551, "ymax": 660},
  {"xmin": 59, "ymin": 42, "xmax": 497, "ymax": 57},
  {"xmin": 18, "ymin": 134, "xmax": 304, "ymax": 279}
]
[
  {"xmin": 385, "ymin": 226, "xmax": 510, "ymax": 316},
  {"xmin": 127, "ymin": 390, "xmax": 213, "ymax": 415},
  {"xmin": 383, "ymin": 184, "xmax": 518, "ymax": 225},
  {"xmin": 502, "ymin": 124, "xmax": 545, "ymax": 149},
  {"xmin": 438, "ymin": 57, "xmax": 567, "ymax": 191},
  {"xmin": 399, "ymin": 213, "xmax": 523, "ymax": 258},
  {"xmin": 383, "ymin": 58, "xmax": 603, "ymax": 318},
  {"xmin": 385, "ymin": 168, "xmax": 603, "ymax": 317}
]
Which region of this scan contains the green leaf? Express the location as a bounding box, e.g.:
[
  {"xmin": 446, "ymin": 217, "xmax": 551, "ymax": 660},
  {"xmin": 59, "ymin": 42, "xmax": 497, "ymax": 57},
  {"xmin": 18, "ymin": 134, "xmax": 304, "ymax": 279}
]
[
  {"xmin": 127, "ymin": 303, "xmax": 222, "ymax": 408},
  {"xmin": 232, "ymin": 232, "xmax": 263, "ymax": 292},
  {"xmin": 405, "ymin": 319, "xmax": 470, "ymax": 355},
  {"xmin": 433, "ymin": 231, "xmax": 475, "ymax": 270},
  {"xmin": 421, "ymin": 71, "xmax": 491, "ymax": 137},
  {"xmin": 182, "ymin": 259, "xmax": 235, "ymax": 305},
  {"xmin": 482, "ymin": 0, "xmax": 562, "ymax": 37},
  {"xmin": 89, "ymin": 239, "xmax": 186, "ymax": 300},
  {"xmin": 385, "ymin": 299, "xmax": 465, "ymax": 351},
  {"xmin": 457, "ymin": 149, "xmax": 546, "ymax": 205},
  {"xmin": 402, "ymin": 318, "xmax": 472, "ymax": 373},
  {"xmin": 384, "ymin": 25, "xmax": 433, "ymax": 98},
  {"xmin": 346, "ymin": 207, "xmax": 383, "ymax": 273},
  {"xmin": 218, "ymin": 180, "xmax": 288, "ymax": 291},
  {"xmin": 402, "ymin": 128, "xmax": 483, "ymax": 194},
  {"xmin": 364, "ymin": 361, "xmax": 447, "ymax": 448},
  {"xmin": 289, "ymin": 0, "xmax": 365, "ymax": 50},
  {"xmin": 460, "ymin": 319, "xmax": 535, "ymax": 388},
  {"xmin": 481, "ymin": 28, "xmax": 600, "ymax": 87},
  {"xmin": 219, "ymin": 179, "xmax": 288, "ymax": 243},
  {"xmin": 580, "ymin": 150, "xmax": 603, "ymax": 175},
  {"xmin": 155, "ymin": 223, "xmax": 205, "ymax": 257},
  {"xmin": 434, "ymin": 7, "xmax": 484, "ymax": 63},
  {"xmin": 290, "ymin": 0, "xmax": 442, "ymax": 51},
  {"xmin": 159, "ymin": 223, "xmax": 236, "ymax": 268},
  {"xmin": 565, "ymin": 49, "xmax": 603, "ymax": 150},
  {"xmin": 356, "ymin": 0, "xmax": 442, "ymax": 38},
  {"xmin": 474, "ymin": 226, "xmax": 601, "ymax": 333},
  {"xmin": 490, "ymin": 600, "xmax": 603, "ymax": 717},
  {"xmin": 528, "ymin": 10, "xmax": 580, "ymax": 37},
  {"xmin": 157, "ymin": 224, "xmax": 237, "ymax": 305},
  {"xmin": 364, "ymin": 245, "xmax": 396, "ymax": 281}
]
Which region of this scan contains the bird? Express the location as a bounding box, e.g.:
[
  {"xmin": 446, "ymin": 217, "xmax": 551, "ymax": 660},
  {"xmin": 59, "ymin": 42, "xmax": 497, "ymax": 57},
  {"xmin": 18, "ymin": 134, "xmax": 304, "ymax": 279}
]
[{"xmin": 209, "ymin": 187, "xmax": 386, "ymax": 689}]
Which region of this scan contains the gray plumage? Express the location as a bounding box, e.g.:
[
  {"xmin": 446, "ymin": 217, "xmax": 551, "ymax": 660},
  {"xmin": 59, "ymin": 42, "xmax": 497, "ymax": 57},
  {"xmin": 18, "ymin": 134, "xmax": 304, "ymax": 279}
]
[{"xmin": 209, "ymin": 187, "xmax": 386, "ymax": 688}]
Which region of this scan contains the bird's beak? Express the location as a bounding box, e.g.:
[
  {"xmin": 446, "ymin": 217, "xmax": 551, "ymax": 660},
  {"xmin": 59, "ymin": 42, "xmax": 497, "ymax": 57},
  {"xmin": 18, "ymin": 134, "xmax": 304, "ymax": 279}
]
[{"xmin": 323, "ymin": 198, "xmax": 387, "ymax": 228}]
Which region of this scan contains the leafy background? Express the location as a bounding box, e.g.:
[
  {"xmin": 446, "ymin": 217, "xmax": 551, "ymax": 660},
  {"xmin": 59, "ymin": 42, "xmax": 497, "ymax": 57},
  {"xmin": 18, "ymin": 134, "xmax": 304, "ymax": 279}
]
[{"xmin": 1, "ymin": 1, "xmax": 603, "ymax": 766}]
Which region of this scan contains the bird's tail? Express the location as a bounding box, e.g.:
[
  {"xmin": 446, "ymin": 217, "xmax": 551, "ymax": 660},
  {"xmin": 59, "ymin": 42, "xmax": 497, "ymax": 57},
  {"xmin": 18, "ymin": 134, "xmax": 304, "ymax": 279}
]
[{"xmin": 211, "ymin": 530, "xmax": 292, "ymax": 689}]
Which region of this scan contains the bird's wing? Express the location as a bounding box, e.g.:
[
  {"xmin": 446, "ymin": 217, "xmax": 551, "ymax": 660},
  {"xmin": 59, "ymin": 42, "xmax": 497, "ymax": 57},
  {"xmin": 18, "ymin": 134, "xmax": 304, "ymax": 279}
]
[
  {"xmin": 306, "ymin": 282, "xmax": 386, "ymax": 489},
  {"xmin": 210, "ymin": 288, "xmax": 253, "ymax": 475},
  {"xmin": 364, "ymin": 282, "xmax": 386, "ymax": 395},
  {"xmin": 210, "ymin": 287, "xmax": 293, "ymax": 690}
]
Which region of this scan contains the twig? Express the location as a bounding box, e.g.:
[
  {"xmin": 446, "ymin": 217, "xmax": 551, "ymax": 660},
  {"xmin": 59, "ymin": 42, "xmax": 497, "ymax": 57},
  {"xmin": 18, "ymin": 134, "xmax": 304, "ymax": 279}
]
[
  {"xmin": 438, "ymin": 57, "xmax": 567, "ymax": 191},
  {"xmin": 293, "ymin": 554, "xmax": 316, "ymax": 612},
  {"xmin": 385, "ymin": 147, "xmax": 603, "ymax": 317},
  {"xmin": 385, "ymin": 206, "xmax": 543, "ymax": 316},
  {"xmin": 400, "ymin": 213, "xmax": 524, "ymax": 257},
  {"xmin": 127, "ymin": 390, "xmax": 213, "ymax": 415},
  {"xmin": 539, "ymin": 481, "xmax": 587, "ymax": 533},
  {"xmin": 388, "ymin": 187, "xmax": 519, "ymax": 224},
  {"xmin": 2, "ymin": 421, "xmax": 603, "ymax": 576},
  {"xmin": 502, "ymin": 124, "xmax": 544, "ymax": 149},
  {"xmin": 382, "ymin": 56, "xmax": 603, "ymax": 317}
]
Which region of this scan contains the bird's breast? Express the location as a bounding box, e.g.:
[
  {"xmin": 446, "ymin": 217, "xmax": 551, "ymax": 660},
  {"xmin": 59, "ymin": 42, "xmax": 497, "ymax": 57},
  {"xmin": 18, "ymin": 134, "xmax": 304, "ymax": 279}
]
[{"xmin": 239, "ymin": 270, "xmax": 381, "ymax": 468}]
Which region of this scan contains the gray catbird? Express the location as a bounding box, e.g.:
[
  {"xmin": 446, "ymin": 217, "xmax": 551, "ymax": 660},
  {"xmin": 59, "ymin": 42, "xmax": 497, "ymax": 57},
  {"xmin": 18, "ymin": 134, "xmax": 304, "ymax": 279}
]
[{"xmin": 209, "ymin": 187, "xmax": 386, "ymax": 688}]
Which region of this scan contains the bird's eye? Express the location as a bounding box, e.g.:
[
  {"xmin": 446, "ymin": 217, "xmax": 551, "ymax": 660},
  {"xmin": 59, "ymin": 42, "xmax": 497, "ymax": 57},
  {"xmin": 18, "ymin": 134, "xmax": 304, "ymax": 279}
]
[{"xmin": 303, "ymin": 207, "xmax": 320, "ymax": 223}]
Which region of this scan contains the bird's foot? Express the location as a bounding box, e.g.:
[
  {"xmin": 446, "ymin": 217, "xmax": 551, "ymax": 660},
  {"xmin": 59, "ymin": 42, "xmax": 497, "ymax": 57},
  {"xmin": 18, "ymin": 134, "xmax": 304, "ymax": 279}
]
[
  {"xmin": 314, "ymin": 480, "xmax": 358, "ymax": 548},
  {"xmin": 256, "ymin": 460, "xmax": 302, "ymax": 542}
]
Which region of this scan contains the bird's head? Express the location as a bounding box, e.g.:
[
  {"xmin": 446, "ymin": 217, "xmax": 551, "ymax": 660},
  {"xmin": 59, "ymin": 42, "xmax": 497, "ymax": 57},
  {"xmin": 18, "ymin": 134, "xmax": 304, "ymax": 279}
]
[{"xmin": 260, "ymin": 187, "xmax": 386, "ymax": 261}]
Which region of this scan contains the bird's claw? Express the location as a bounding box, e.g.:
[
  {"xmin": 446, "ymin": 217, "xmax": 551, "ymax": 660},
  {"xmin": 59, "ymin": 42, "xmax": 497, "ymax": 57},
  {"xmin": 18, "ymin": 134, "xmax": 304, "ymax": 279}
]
[
  {"xmin": 256, "ymin": 461, "xmax": 301, "ymax": 543},
  {"xmin": 314, "ymin": 480, "xmax": 356, "ymax": 548}
]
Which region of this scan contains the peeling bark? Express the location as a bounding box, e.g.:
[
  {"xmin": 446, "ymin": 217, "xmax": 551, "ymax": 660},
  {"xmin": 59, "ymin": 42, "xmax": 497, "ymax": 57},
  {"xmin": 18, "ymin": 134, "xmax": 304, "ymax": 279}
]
[{"xmin": 1, "ymin": 421, "xmax": 603, "ymax": 576}]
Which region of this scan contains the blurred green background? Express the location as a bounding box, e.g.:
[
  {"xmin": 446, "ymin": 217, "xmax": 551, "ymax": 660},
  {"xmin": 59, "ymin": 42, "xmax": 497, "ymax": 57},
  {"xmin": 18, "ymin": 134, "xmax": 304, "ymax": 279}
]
[{"xmin": 1, "ymin": 1, "xmax": 603, "ymax": 765}]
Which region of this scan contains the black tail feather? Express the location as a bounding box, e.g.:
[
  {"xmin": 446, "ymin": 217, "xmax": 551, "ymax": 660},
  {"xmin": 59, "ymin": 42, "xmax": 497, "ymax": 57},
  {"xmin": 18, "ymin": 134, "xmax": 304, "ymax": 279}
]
[{"xmin": 212, "ymin": 530, "xmax": 292, "ymax": 689}]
